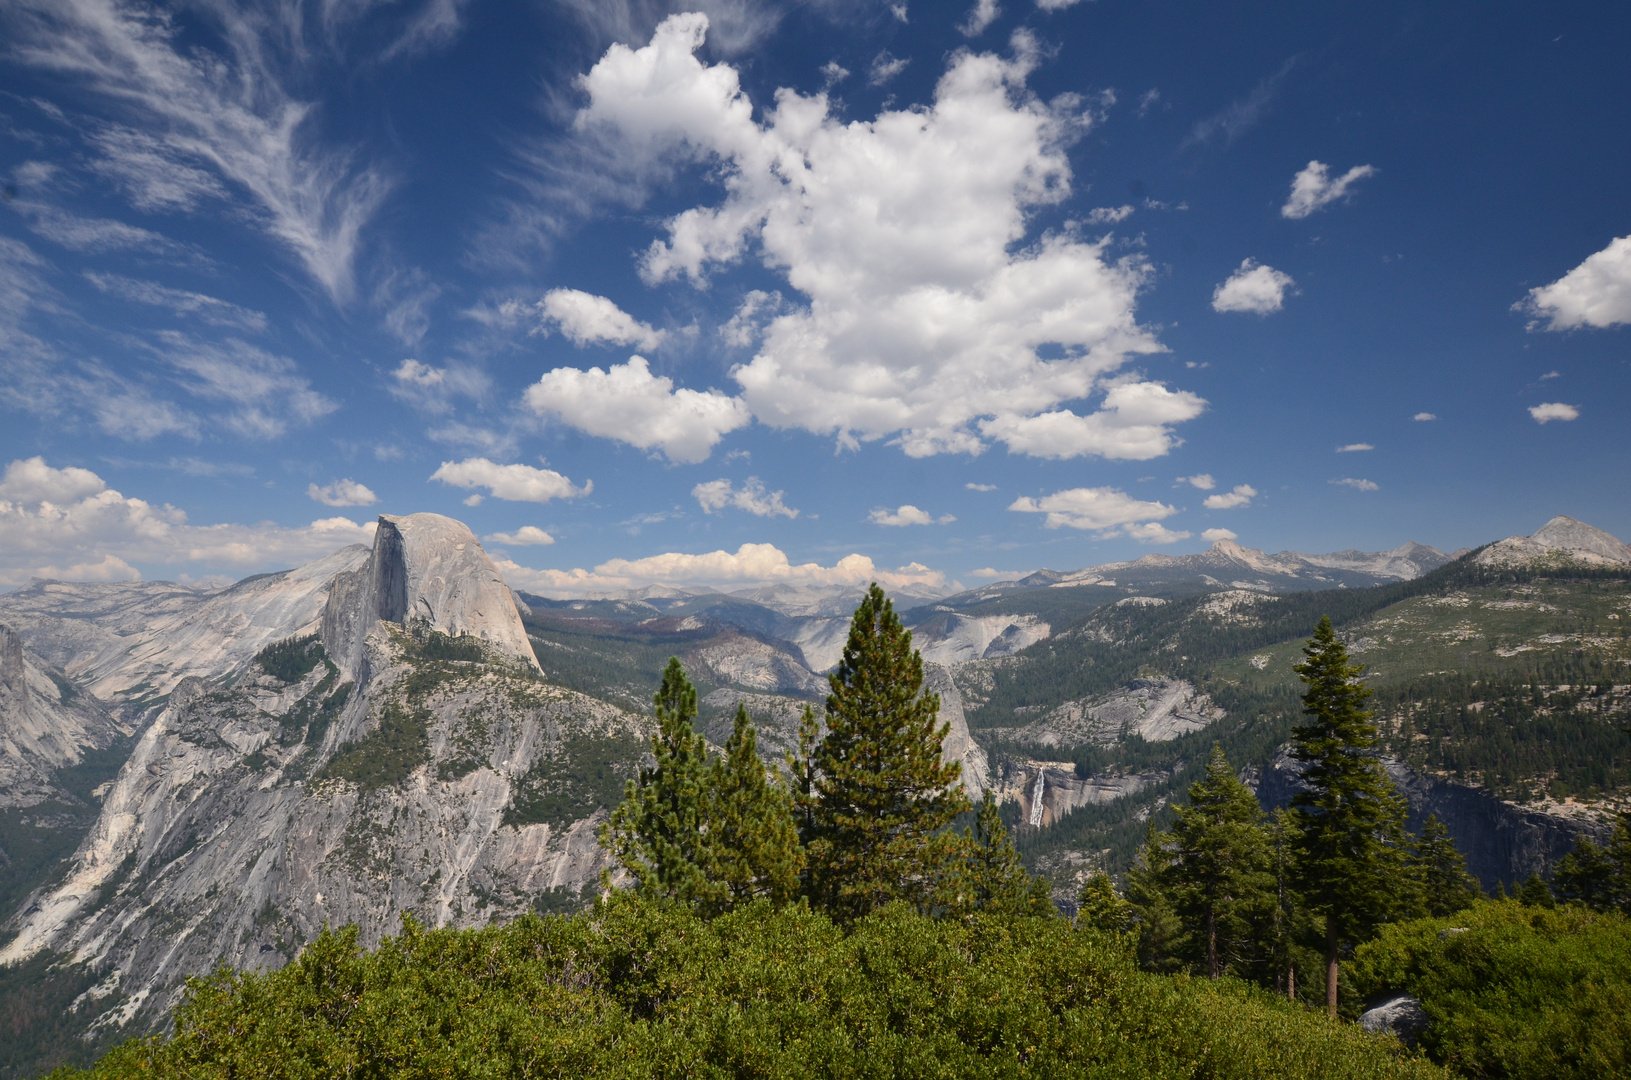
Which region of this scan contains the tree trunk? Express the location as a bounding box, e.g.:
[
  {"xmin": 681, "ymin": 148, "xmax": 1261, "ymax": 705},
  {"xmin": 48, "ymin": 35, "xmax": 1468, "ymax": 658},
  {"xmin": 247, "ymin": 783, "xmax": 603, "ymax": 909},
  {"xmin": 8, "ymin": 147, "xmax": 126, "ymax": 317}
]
[
  {"xmin": 1325, "ymin": 913, "xmax": 1339, "ymax": 1017},
  {"xmin": 1207, "ymin": 908, "xmax": 1218, "ymax": 979},
  {"xmin": 1288, "ymin": 961, "xmax": 1296, "ymax": 1001}
]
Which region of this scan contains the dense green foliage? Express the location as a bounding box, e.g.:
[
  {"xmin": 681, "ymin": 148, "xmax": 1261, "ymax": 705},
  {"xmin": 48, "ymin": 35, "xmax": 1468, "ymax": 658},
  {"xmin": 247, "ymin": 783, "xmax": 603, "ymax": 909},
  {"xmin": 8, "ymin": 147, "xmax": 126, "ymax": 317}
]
[
  {"xmin": 1350, "ymin": 900, "xmax": 1631, "ymax": 1080},
  {"xmin": 708, "ymin": 705, "xmax": 803, "ymax": 909},
  {"xmin": 318, "ymin": 701, "xmax": 430, "ymax": 788},
  {"xmin": 505, "ymin": 730, "xmax": 646, "ymax": 828},
  {"xmin": 800, "ymin": 584, "xmax": 969, "ymax": 919},
  {"xmin": 1162, "ymin": 746, "xmax": 1275, "ymax": 980},
  {"xmin": 1291, "ymin": 617, "xmax": 1416, "ymax": 1014},
  {"xmin": 253, "ymin": 634, "xmax": 325, "ymax": 684},
  {"xmin": 1410, "ymin": 817, "xmax": 1483, "ymax": 919},
  {"xmin": 1551, "ymin": 809, "xmax": 1631, "ymax": 913},
  {"xmin": 603, "ymin": 658, "xmax": 732, "ymax": 909},
  {"xmin": 1372, "ymin": 669, "xmax": 1631, "ymax": 803},
  {"xmin": 57, "ymin": 898, "xmax": 1439, "ymax": 1080}
]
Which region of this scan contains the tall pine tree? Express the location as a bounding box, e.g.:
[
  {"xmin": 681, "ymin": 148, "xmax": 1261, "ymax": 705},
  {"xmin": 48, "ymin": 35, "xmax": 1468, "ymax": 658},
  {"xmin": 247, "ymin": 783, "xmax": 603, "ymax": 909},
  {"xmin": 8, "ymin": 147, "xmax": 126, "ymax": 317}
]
[
  {"xmin": 1164, "ymin": 745, "xmax": 1274, "ymax": 979},
  {"xmin": 801, "ymin": 583, "xmax": 968, "ymax": 919},
  {"xmin": 1290, "ymin": 616, "xmax": 1415, "ymax": 1016},
  {"xmin": 706, "ymin": 704, "xmax": 804, "ymax": 914},
  {"xmin": 601, "ymin": 658, "xmax": 720, "ymax": 910},
  {"xmin": 1409, "ymin": 814, "xmax": 1482, "ymax": 918}
]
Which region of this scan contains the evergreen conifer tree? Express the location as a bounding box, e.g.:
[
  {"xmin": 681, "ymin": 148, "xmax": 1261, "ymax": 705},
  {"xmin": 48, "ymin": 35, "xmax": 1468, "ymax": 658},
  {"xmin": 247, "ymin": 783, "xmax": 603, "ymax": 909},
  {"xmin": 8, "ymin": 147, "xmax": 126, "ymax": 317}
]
[
  {"xmin": 1517, "ymin": 872, "xmax": 1556, "ymax": 909},
  {"xmin": 1289, "ymin": 616, "xmax": 1415, "ymax": 1016},
  {"xmin": 706, "ymin": 704, "xmax": 804, "ymax": 914},
  {"xmin": 804, "ymin": 584, "xmax": 968, "ymax": 919},
  {"xmin": 602, "ymin": 658, "xmax": 720, "ymax": 910},
  {"xmin": 1164, "ymin": 745, "xmax": 1274, "ymax": 979},
  {"xmin": 1260, "ymin": 808, "xmax": 1306, "ymax": 1000},
  {"xmin": 1552, "ymin": 810, "xmax": 1631, "ymax": 914},
  {"xmin": 1077, "ymin": 871, "xmax": 1133, "ymax": 935},
  {"xmin": 1126, "ymin": 821, "xmax": 1184, "ymax": 974},
  {"xmin": 1409, "ymin": 814, "xmax": 1482, "ymax": 917}
]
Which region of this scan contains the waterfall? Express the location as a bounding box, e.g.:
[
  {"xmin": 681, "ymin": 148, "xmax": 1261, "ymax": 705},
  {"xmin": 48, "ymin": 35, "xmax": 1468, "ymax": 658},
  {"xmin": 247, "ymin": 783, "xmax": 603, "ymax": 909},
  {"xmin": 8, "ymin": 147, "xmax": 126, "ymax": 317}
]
[{"xmin": 1028, "ymin": 769, "xmax": 1046, "ymax": 827}]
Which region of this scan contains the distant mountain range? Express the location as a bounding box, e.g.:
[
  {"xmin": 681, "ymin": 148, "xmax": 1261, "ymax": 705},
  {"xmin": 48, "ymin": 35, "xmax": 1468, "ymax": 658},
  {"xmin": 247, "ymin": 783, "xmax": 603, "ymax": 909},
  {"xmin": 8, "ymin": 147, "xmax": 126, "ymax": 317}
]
[{"xmin": 0, "ymin": 511, "xmax": 1626, "ymax": 1066}]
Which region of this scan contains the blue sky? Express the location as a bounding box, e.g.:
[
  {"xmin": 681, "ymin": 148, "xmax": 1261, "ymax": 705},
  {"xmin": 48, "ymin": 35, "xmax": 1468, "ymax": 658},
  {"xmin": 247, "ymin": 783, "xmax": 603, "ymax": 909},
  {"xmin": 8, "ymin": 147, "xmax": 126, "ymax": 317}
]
[{"xmin": 1, "ymin": 0, "xmax": 1627, "ymax": 595}]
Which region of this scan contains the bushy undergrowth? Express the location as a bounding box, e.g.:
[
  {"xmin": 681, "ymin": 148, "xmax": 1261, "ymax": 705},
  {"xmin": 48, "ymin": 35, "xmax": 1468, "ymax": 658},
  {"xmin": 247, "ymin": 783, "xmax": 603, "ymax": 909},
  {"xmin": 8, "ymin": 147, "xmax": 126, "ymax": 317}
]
[
  {"xmin": 1350, "ymin": 899, "xmax": 1631, "ymax": 1079},
  {"xmin": 60, "ymin": 898, "xmax": 1435, "ymax": 1080}
]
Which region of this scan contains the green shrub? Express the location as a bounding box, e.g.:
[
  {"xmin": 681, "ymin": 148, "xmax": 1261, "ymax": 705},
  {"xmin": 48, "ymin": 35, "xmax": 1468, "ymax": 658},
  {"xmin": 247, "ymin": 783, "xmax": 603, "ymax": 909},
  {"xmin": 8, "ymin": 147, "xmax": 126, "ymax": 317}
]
[
  {"xmin": 62, "ymin": 898, "xmax": 1437, "ymax": 1080},
  {"xmin": 1350, "ymin": 899, "xmax": 1631, "ymax": 1079}
]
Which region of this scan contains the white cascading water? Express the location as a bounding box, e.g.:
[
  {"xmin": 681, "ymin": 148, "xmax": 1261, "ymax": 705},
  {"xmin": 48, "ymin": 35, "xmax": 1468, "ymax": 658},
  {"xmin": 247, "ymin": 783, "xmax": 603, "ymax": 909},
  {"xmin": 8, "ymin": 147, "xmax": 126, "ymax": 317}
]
[{"xmin": 1028, "ymin": 769, "xmax": 1046, "ymax": 827}]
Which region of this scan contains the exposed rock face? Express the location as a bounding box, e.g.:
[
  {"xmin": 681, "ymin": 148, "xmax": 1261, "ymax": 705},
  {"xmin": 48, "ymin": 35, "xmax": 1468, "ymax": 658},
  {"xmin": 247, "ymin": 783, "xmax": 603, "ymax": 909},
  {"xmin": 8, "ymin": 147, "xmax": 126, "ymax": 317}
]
[
  {"xmin": 0, "ymin": 624, "xmax": 129, "ymax": 809},
  {"xmin": 0, "ymin": 546, "xmax": 370, "ymax": 713},
  {"xmin": 1255, "ymin": 747, "xmax": 1607, "ymax": 889},
  {"xmin": 989, "ymin": 678, "xmax": 1224, "ymax": 749},
  {"xmin": 1359, "ymin": 995, "xmax": 1428, "ymax": 1046},
  {"xmin": 0, "ymin": 514, "xmax": 626, "ymax": 1040},
  {"xmin": 323, "ymin": 515, "xmax": 538, "ymax": 679},
  {"xmin": 914, "ymin": 613, "xmax": 1051, "ymax": 666},
  {"xmin": 994, "ymin": 761, "xmax": 1167, "ymax": 829},
  {"xmin": 924, "ymin": 664, "xmax": 989, "ymax": 799},
  {"xmin": 1475, "ymin": 515, "xmax": 1631, "ymax": 568},
  {"xmin": 688, "ymin": 634, "xmax": 825, "ymax": 697},
  {"xmin": 1023, "ymin": 537, "xmax": 1453, "ymax": 594}
]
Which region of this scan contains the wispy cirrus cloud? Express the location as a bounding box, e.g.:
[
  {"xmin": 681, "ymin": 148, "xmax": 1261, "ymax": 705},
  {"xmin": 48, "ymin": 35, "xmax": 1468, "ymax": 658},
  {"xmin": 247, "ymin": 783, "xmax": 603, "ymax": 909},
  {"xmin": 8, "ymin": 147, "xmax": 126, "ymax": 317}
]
[
  {"xmin": 9, "ymin": 0, "xmax": 391, "ymax": 302},
  {"xmin": 84, "ymin": 272, "xmax": 266, "ymax": 332}
]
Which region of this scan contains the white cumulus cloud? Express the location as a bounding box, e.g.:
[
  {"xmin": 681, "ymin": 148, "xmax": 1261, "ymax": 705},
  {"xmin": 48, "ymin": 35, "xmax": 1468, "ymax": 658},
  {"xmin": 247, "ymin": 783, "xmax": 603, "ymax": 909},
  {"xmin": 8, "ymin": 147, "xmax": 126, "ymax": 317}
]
[
  {"xmin": 978, "ymin": 380, "xmax": 1206, "ymax": 460},
  {"xmin": 0, "ymin": 457, "xmax": 376, "ymax": 586},
  {"xmin": 1413, "ymin": 412, "xmax": 1437, "ymax": 421},
  {"xmin": 1008, "ymin": 486, "xmax": 1178, "ymax": 535},
  {"xmin": 869, "ymin": 505, "xmax": 955, "ymax": 527},
  {"xmin": 1519, "ymin": 235, "xmax": 1631, "ymax": 330},
  {"xmin": 569, "ymin": 16, "xmax": 1190, "ymax": 461},
  {"xmin": 1529, "ymin": 402, "xmax": 1579, "ymax": 424},
  {"xmin": 1212, "ymin": 259, "xmax": 1295, "ymax": 314},
  {"xmin": 692, "ymin": 477, "xmax": 799, "ymax": 518},
  {"xmin": 1202, "ymin": 527, "xmax": 1237, "ymax": 542},
  {"xmin": 1336, "ymin": 442, "xmax": 1373, "ymax": 453},
  {"xmin": 493, "ymin": 543, "xmax": 945, "ymax": 599},
  {"xmin": 1332, "ymin": 477, "xmax": 1379, "ymax": 491},
  {"xmin": 1203, "ymin": 484, "xmax": 1256, "ymax": 509},
  {"xmin": 307, "ymin": 479, "xmax": 378, "ymax": 507},
  {"xmin": 429, "ymin": 458, "xmax": 590, "ymax": 503},
  {"xmin": 1281, "ymin": 160, "xmax": 1377, "ymax": 220},
  {"xmin": 484, "ymin": 526, "xmax": 555, "ymax": 546},
  {"xmin": 524, "ymin": 356, "xmax": 750, "ymax": 464},
  {"xmin": 536, "ymin": 288, "xmax": 666, "ymax": 349},
  {"xmin": 966, "ymin": 482, "xmax": 998, "ymax": 492},
  {"xmin": 1181, "ymin": 474, "xmax": 1215, "ymax": 490}
]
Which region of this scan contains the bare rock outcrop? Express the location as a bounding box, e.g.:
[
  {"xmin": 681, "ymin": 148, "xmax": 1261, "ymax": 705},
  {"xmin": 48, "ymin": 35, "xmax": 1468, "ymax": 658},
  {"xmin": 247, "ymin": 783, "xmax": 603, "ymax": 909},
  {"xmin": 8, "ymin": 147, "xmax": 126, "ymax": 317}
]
[
  {"xmin": 323, "ymin": 514, "xmax": 539, "ymax": 678},
  {"xmin": 1474, "ymin": 515, "xmax": 1631, "ymax": 569}
]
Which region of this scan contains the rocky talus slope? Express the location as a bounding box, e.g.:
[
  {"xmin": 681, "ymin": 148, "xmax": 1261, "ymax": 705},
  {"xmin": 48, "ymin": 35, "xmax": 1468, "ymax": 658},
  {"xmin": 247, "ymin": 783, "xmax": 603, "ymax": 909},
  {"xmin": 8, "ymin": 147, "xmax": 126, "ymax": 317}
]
[{"xmin": 0, "ymin": 514, "xmax": 644, "ymax": 1039}]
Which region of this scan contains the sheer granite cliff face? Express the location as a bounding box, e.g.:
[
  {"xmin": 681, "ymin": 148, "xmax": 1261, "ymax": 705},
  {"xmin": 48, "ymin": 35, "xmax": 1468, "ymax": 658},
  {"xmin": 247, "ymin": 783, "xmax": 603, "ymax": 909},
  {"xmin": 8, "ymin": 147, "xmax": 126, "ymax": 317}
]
[
  {"xmin": 0, "ymin": 546, "xmax": 371, "ymax": 716},
  {"xmin": 322, "ymin": 514, "xmax": 540, "ymax": 680},
  {"xmin": 0, "ymin": 515, "xmax": 632, "ymax": 1038},
  {"xmin": 0, "ymin": 624, "xmax": 130, "ymax": 810}
]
